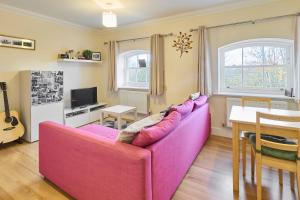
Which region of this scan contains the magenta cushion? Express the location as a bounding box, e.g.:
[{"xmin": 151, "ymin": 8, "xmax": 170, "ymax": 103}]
[
  {"xmin": 171, "ymin": 100, "xmax": 194, "ymax": 119},
  {"xmin": 193, "ymin": 95, "xmax": 208, "ymax": 111},
  {"xmin": 132, "ymin": 111, "xmax": 181, "ymax": 147}
]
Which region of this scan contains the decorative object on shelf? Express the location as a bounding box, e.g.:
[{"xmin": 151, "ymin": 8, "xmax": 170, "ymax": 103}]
[
  {"xmin": 172, "ymin": 32, "xmax": 193, "ymax": 58},
  {"xmin": 67, "ymin": 49, "xmax": 75, "ymax": 59},
  {"xmin": 82, "ymin": 49, "xmax": 93, "ymax": 60},
  {"xmin": 92, "ymin": 52, "xmax": 101, "ymax": 61},
  {"xmin": 0, "ymin": 34, "xmax": 35, "ymax": 50},
  {"xmin": 58, "ymin": 53, "xmax": 68, "ymax": 59}
]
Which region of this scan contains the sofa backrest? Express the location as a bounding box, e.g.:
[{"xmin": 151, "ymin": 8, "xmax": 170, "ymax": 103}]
[{"xmin": 146, "ymin": 103, "xmax": 211, "ymax": 200}]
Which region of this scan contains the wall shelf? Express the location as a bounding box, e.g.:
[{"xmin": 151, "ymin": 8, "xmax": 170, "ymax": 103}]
[{"xmin": 58, "ymin": 58, "xmax": 102, "ymax": 64}]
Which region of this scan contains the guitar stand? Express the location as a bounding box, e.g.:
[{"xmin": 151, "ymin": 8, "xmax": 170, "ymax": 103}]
[{"xmin": 16, "ymin": 137, "xmax": 23, "ymax": 144}]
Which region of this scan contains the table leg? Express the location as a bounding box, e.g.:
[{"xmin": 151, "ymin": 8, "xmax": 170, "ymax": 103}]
[
  {"xmin": 232, "ymin": 122, "xmax": 240, "ymax": 193},
  {"xmin": 117, "ymin": 115, "xmax": 122, "ymax": 130},
  {"xmin": 100, "ymin": 112, "xmax": 103, "ymax": 125},
  {"xmin": 134, "ymin": 109, "xmax": 138, "ymax": 121}
]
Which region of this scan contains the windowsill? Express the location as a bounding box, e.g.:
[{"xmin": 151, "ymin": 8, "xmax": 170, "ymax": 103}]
[
  {"xmin": 118, "ymin": 86, "xmax": 149, "ymax": 91},
  {"xmin": 214, "ymin": 92, "xmax": 294, "ymax": 100}
]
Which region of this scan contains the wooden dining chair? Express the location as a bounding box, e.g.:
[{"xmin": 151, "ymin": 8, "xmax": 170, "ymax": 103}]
[
  {"xmin": 253, "ymin": 112, "xmax": 300, "ymax": 200},
  {"xmin": 241, "ymin": 97, "xmax": 272, "ymax": 178}
]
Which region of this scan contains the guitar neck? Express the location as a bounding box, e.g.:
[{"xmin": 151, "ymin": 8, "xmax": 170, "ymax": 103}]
[{"xmin": 2, "ymin": 90, "xmax": 10, "ymax": 118}]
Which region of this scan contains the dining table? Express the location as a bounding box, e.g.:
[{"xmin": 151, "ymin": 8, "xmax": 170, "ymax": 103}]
[{"xmin": 229, "ymin": 105, "xmax": 300, "ymax": 194}]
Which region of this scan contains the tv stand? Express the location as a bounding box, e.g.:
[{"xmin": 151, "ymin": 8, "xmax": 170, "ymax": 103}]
[{"xmin": 64, "ymin": 103, "xmax": 107, "ymax": 127}]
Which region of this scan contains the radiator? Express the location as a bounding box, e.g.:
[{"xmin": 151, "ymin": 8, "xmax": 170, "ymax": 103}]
[
  {"xmin": 119, "ymin": 90, "xmax": 149, "ymax": 115},
  {"xmin": 226, "ymin": 97, "xmax": 289, "ymax": 127}
]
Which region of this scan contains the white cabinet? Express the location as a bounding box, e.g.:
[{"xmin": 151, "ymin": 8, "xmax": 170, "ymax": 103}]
[
  {"xmin": 20, "ymin": 71, "xmax": 64, "ymax": 142},
  {"xmin": 64, "ymin": 103, "xmax": 106, "ymax": 128}
]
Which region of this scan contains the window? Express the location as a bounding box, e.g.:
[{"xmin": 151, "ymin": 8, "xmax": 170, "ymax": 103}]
[
  {"xmin": 218, "ymin": 38, "xmax": 294, "ymax": 95},
  {"xmin": 117, "ymin": 50, "xmax": 150, "ymax": 89}
]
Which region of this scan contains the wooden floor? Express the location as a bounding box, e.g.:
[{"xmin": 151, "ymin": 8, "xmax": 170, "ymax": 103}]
[{"xmin": 0, "ymin": 136, "xmax": 298, "ymax": 200}]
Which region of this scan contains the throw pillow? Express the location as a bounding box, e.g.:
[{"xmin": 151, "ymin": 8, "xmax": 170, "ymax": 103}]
[
  {"xmin": 192, "ymin": 95, "xmax": 208, "ymax": 111},
  {"xmin": 160, "ymin": 105, "xmax": 174, "ymax": 117},
  {"xmin": 189, "ymin": 92, "xmax": 201, "ymax": 100},
  {"xmin": 116, "ymin": 113, "xmax": 164, "ymax": 144},
  {"xmin": 171, "ymin": 100, "xmax": 194, "ymax": 119},
  {"xmin": 132, "ymin": 111, "xmax": 181, "ymax": 147}
]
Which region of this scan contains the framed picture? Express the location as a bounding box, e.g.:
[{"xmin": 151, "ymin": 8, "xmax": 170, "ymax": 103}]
[
  {"xmin": 92, "ymin": 52, "xmax": 101, "ymax": 61},
  {"xmin": 0, "ymin": 34, "xmax": 35, "ymax": 50}
]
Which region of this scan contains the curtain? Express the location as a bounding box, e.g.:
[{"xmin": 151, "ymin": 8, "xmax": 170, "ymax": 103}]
[
  {"xmin": 108, "ymin": 41, "xmax": 117, "ymax": 92},
  {"xmin": 150, "ymin": 34, "xmax": 165, "ymax": 96},
  {"xmin": 197, "ymin": 26, "xmax": 212, "ymax": 96},
  {"xmin": 296, "ymin": 16, "xmax": 300, "ymax": 109}
]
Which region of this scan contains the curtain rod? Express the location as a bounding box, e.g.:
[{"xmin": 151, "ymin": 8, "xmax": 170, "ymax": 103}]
[
  {"xmin": 104, "ymin": 33, "xmax": 174, "ymax": 45},
  {"xmin": 190, "ymin": 12, "xmax": 300, "ymax": 32}
]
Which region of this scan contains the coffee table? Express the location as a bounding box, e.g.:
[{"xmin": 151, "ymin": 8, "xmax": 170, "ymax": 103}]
[{"xmin": 99, "ymin": 105, "xmax": 137, "ymax": 130}]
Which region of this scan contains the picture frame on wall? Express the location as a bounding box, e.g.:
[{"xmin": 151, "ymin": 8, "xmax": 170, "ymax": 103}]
[
  {"xmin": 92, "ymin": 52, "xmax": 101, "ymax": 61},
  {"xmin": 0, "ymin": 34, "xmax": 35, "ymax": 50}
]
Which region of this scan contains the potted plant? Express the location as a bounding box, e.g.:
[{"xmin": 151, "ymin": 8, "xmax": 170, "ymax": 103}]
[{"xmin": 82, "ymin": 50, "xmax": 93, "ymax": 60}]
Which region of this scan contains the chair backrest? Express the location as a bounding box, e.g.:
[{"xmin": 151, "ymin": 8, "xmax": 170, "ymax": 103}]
[
  {"xmin": 256, "ymin": 112, "xmax": 300, "ymax": 159},
  {"xmin": 241, "ymin": 97, "xmax": 272, "ymax": 109}
]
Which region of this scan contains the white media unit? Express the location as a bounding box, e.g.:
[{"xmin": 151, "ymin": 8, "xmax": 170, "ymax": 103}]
[{"xmin": 64, "ymin": 103, "xmax": 107, "ymax": 128}]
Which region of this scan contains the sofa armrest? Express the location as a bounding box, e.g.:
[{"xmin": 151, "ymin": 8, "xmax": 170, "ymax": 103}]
[{"xmin": 39, "ymin": 121, "xmax": 152, "ymax": 200}]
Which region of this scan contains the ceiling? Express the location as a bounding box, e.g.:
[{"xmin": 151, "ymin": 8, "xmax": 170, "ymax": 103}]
[{"xmin": 0, "ymin": 0, "xmax": 274, "ymax": 29}]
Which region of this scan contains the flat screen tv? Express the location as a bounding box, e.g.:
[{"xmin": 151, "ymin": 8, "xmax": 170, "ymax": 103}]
[{"xmin": 71, "ymin": 87, "xmax": 97, "ymax": 109}]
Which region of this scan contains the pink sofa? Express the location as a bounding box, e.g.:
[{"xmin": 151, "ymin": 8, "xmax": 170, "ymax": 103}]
[{"xmin": 39, "ymin": 103, "xmax": 211, "ymax": 200}]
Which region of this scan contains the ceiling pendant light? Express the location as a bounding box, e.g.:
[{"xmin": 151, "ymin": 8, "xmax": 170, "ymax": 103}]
[{"xmin": 102, "ymin": 3, "xmax": 117, "ymax": 28}]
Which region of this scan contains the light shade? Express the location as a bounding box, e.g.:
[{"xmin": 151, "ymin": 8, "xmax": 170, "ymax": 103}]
[{"xmin": 102, "ymin": 11, "xmax": 117, "ymax": 28}]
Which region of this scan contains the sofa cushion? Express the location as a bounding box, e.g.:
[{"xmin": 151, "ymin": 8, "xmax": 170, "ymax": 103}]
[
  {"xmin": 171, "ymin": 100, "xmax": 194, "ymax": 119},
  {"xmin": 79, "ymin": 124, "xmax": 119, "ymax": 140},
  {"xmin": 116, "ymin": 113, "xmax": 165, "ymax": 144},
  {"xmin": 189, "ymin": 92, "xmax": 201, "ymax": 100},
  {"xmin": 132, "ymin": 111, "xmax": 181, "ymax": 147},
  {"xmin": 192, "ymin": 95, "xmax": 208, "ymax": 111}
]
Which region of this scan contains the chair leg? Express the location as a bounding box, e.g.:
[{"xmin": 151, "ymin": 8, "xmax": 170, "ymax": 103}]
[
  {"xmin": 256, "ymin": 153, "xmax": 262, "ymax": 200},
  {"xmin": 242, "ymin": 138, "xmax": 247, "ymax": 177},
  {"xmin": 251, "ymin": 146, "xmax": 255, "ymax": 180},
  {"xmin": 279, "ymin": 169, "xmax": 283, "ymax": 186},
  {"xmin": 290, "ymin": 172, "xmax": 295, "ymax": 190},
  {"xmin": 297, "ymin": 161, "xmax": 300, "ymax": 198}
]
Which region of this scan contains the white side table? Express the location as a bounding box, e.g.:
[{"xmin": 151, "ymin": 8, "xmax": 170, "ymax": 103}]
[{"xmin": 100, "ymin": 105, "xmax": 137, "ymax": 130}]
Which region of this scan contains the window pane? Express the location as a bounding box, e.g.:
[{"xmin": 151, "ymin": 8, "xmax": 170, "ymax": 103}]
[
  {"xmin": 243, "ymin": 47, "xmax": 263, "ymax": 66},
  {"xmin": 136, "ymin": 69, "xmax": 148, "ymax": 82},
  {"xmin": 128, "ymin": 69, "xmax": 137, "ymax": 82},
  {"xmin": 225, "ymin": 48, "xmax": 242, "ymax": 66},
  {"xmin": 264, "ymin": 66, "xmax": 287, "ymax": 88},
  {"xmin": 127, "ymin": 55, "xmax": 138, "ymax": 68},
  {"xmin": 243, "ymin": 67, "xmax": 263, "ymax": 88},
  {"xmin": 275, "ymin": 47, "xmax": 288, "ymax": 65},
  {"xmin": 224, "ymin": 67, "xmax": 242, "ymax": 88},
  {"xmin": 264, "ymin": 46, "xmax": 275, "ymax": 65},
  {"xmin": 264, "ymin": 46, "xmax": 288, "ymax": 65}
]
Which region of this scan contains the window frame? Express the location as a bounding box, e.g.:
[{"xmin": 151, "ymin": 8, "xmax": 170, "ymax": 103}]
[
  {"xmin": 119, "ymin": 50, "xmax": 150, "ymax": 89},
  {"xmin": 218, "ymin": 38, "xmax": 294, "ymax": 95}
]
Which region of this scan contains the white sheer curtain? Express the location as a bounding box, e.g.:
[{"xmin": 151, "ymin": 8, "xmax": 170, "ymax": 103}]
[
  {"xmin": 198, "ymin": 26, "xmax": 212, "ymax": 96},
  {"xmin": 295, "ymin": 16, "xmax": 300, "ymax": 108}
]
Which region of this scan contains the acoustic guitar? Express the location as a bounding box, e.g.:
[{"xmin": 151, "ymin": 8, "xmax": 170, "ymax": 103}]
[{"xmin": 0, "ymin": 82, "xmax": 24, "ymax": 144}]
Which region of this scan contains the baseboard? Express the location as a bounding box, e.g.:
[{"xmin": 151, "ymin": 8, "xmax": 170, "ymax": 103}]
[{"xmin": 211, "ymin": 126, "xmax": 232, "ymax": 138}]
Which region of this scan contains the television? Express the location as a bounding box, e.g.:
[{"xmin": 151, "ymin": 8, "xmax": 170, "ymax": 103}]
[{"xmin": 71, "ymin": 87, "xmax": 97, "ymax": 109}]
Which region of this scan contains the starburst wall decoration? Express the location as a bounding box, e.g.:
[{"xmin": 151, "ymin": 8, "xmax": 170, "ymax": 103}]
[{"xmin": 172, "ymin": 32, "xmax": 193, "ymax": 58}]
